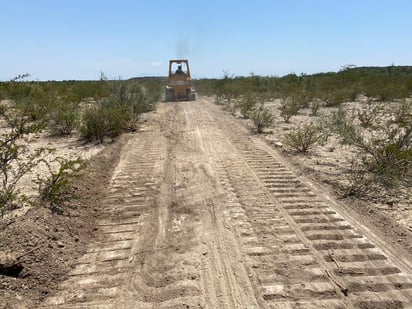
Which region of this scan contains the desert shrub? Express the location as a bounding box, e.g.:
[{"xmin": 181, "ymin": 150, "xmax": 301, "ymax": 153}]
[
  {"xmin": 213, "ymin": 72, "xmax": 242, "ymax": 107},
  {"xmin": 0, "ymin": 113, "xmax": 44, "ymax": 217},
  {"xmin": 355, "ymin": 99, "xmax": 384, "ymax": 129},
  {"xmin": 279, "ymin": 97, "xmax": 300, "ymax": 123},
  {"xmin": 14, "ymin": 84, "xmax": 53, "ymax": 121},
  {"xmin": 283, "ymin": 123, "xmax": 323, "ymax": 153},
  {"xmin": 325, "ymin": 105, "xmax": 358, "ymax": 145},
  {"xmin": 214, "ymin": 95, "xmax": 224, "ymax": 105},
  {"xmin": 79, "ymin": 101, "xmax": 124, "ymax": 143},
  {"xmin": 35, "ymin": 156, "xmax": 86, "ymax": 210},
  {"xmin": 80, "ymin": 79, "xmax": 159, "ymax": 142},
  {"xmin": 108, "ymin": 80, "xmax": 158, "ymax": 130},
  {"xmin": 371, "ymin": 146, "xmax": 410, "ymax": 187},
  {"xmin": 250, "ymin": 106, "xmax": 274, "ymax": 133},
  {"xmin": 310, "ymin": 99, "xmax": 324, "ymax": 117},
  {"xmin": 127, "ymin": 85, "xmax": 158, "ymax": 114},
  {"xmin": 321, "ymin": 89, "xmax": 350, "ymax": 107},
  {"xmin": 343, "ymin": 161, "xmax": 373, "ymax": 197},
  {"xmin": 0, "ymin": 104, "xmax": 6, "ymax": 116},
  {"xmin": 48, "ymin": 101, "xmax": 79, "ymax": 135},
  {"xmin": 392, "ymin": 99, "xmax": 412, "ymax": 126},
  {"xmin": 16, "ymin": 97, "xmax": 49, "ymax": 121},
  {"xmin": 238, "ymin": 95, "xmax": 256, "ymax": 118},
  {"xmin": 326, "ymin": 104, "xmax": 411, "ymax": 188}
]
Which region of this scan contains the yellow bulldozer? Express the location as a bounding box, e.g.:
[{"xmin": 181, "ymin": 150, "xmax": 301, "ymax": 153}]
[{"xmin": 164, "ymin": 59, "xmax": 197, "ymax": 101}]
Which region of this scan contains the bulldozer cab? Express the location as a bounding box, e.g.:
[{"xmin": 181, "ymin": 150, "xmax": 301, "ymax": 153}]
[
  {"xmin": 171, "ymin": 62, "xmax": 187, "ymax": 75},
  {"xmin": 164, "ymin": 60, "xmax": 197, "ymax": 101}
]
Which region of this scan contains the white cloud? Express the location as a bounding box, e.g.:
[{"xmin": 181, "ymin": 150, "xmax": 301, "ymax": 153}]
[{"xmin": 150, "ymin": 61, "xmax": 161, "ymax": 66}]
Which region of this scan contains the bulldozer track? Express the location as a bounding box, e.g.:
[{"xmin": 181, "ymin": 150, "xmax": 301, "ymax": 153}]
[{"xmin": 40, "ymin": 98, "xmax": 412, "ymax": 308}]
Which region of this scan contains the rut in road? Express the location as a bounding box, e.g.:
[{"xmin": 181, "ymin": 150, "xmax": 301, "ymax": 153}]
[{"xmin": 40, "ymin": 99, "xmax": 412, "ymax": 309}]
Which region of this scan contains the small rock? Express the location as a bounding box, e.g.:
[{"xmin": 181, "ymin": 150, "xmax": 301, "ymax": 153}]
[
  {"xmin": 57, "ymin": 241, "xmax": 65, "ymax": 248},
  {"xmin": 202, "ymin": 251, "xmax": 208, "ymax": 256},
  {"xmin": 274, "ymin": 141, "xmax": 283, "ymax": 148}
]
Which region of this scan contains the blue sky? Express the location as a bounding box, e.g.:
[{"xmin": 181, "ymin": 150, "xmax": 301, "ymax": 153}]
[{"xmin": 1, "ymin": 0, "xmax": 411, "ymax": 80}]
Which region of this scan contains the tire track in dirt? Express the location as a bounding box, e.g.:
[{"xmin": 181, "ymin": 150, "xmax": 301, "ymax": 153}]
[
  {"xmin": 39, "ymin": 98, "xmax": 412, "ymax": 309},
  {"xmin": 39, "ymin": 105, "xmax": 206, "ymax": 308},
  {"xmin": 38, "ymin": 128, "xmax": 167, "ymax": 308},
  {"xmin": 199, "ymin": 97, "xmax": 412, "ymax": 308},
  {"xmin": 39, "ymin": 102, "xmax": 258, "ymax": 308}
]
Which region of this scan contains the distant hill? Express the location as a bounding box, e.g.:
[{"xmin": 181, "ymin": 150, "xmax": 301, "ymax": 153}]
[
  {"xmin": 127, "ymin": 76, "xmax": 167, "ymax": 82},
  {"xmin": 342, "ymin": 65, "xmax": 412, "ymax": 74}
]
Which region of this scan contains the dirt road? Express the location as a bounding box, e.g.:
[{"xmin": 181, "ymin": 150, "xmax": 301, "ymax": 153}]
[{"xmin": 40, "ymin": 98, "xmax": 412, "ymax": 308}]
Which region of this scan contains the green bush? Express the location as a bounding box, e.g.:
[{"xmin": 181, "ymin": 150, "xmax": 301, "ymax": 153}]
[
  {"xmin": 80, "ymin": 101, "xmax": 124, "ymax": 143},
  {"xmin": 356, "ymin": 100, "xmax": 384, "ymax": 128},
  {"xmin": 0, "ymin": 113, "xmax": 44, "ymax": 217},
  {"xmin": 283, "ymin": 123, "xmax": 323, "ymax": 153},
  {"xmin": 392, "ymin": 99, "xmax": 412, "ymax": 126},
  {"xmin": 238, "ymin": 95, "xmax": 256, "ymax": 118},
  {"xmin": 321, "ymin": 89, "xmax": 351, "ymax": 107},
  {"xmin": 14, "ymin": 84, "xmax": 52, "ymax": 121},
  {"xmin": 325, "ymin": 105, "xmax": 358, "ymax": 145},
  {"xmin": 0, "ymin": 104, "xmax": 6, "ymax": 116},
  {"xmin": 35, "ymin": 156, "xmax": 86, "ymax": 210},
  {"xmin": 79, "ymin": 79, "xmax": 159, "ymax": 142},
  {"xmin": 250, "ymin": 106, "xmax": 274, "ymax": 133},
  {"xmin": 310, "ymin": 99, "xmax": 324, "ymax": 117},
  {"xmin": 368, "ymin": 141, "xmax": 411, "ymax": 187},
  {"xmin": 48, "ymin": 101, "xmax": 79, "ymax": 135},
  {"xmin": 279, "ymin": 97, "xmax": 300, "ymax": 123},
  {"xmin": 325, "ymin": 103, "xmax": 411, "ymax": 188},
  {"xmin": 343, "ymin": 161, "xmax": 373, "ymax": 197}
]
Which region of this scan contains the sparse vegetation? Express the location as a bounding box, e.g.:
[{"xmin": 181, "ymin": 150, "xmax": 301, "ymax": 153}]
[
  {"xmin": 198, "ymin": 66, "xmax": 412, "ymax": 106},
  {"xmin": 0, "ymin": 112, "xmax": 44, "ymax": 217},
  {"xmin": 356, "ymin": 100, "xmax": 382, "ymax": 128},
  {"xmin": 0, "ymin": 75, "xmax": 161, "ymax": 217},
  {"xmin": 323, "ymin": 100, "xmax": 412, "ymax": 190},
  {"xmin": 0, "ymin": 104, "xmax": 6, "ymax": 116},
  {"xmin": 80, "ymin": 100, "xmax": 125, "ymax": 143},
  {"xmin": 250, "ymin": 106, "xmax": 274, "ymax": 133},
  {"xmin": 35, "ymin": 156, "xmax": 86, "ymax": 211},
  {"xmin": 283, "ymin": 123, "xmax": 323, "ymax": 153},
  {"xmin": 279, "ymin": 97, "xmax": 301, "ymax": 123},
  {"xmin": 324, "ymin": 105, "xmax": 357, "ymax": 145},
  {"xmin": 343, "ymin": 161, "xmax": 372, "ymax": 198},
  {"xmin": 200, "ymin": 65, "xmax": 412, "ymax": 198},
  {"xmin": 238, "ymin": 94, "xmax": 256, "ymax": 118},
  {"xmin": 79, "ymin": 79, "xmax": 159, "ymax": 142},
  {"xmin": 48, "ymin": 100, "xmax": 80, "ymax": 135},
  {"xmin": 310, "ymin": 99, "xmax": 323, "ymax": 117}
]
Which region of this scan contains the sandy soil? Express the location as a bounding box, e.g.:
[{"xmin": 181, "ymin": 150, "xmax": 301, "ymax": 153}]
[
  {"xmin": 244, "ymin": 98, "xmax": 412, "ymax": 254},
  {"xmin": 1, "ymin": 98, "xmax": 412, "ymax": 308},
  {"xmin": 0, "ymin": 110, "xmax": 104, "ymax": 219},
  {"xmin": 0, "ymin": 133, "xmax": 130, "ymax": 308},
  {"xmin": 258, "ymin": 99, "xmax": 411, "ymax": 234}
]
